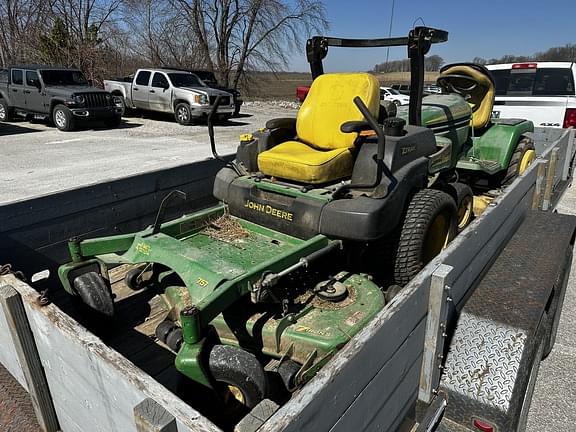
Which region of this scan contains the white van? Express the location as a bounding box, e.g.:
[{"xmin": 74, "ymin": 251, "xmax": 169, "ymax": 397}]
[{"xmin": 486, "ymin": 62, "xmax": 576, "ymax": 128}]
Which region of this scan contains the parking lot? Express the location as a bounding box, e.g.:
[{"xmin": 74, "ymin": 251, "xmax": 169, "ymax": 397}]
[
  {"xmin": 0, "ymin": 103, "xmax": 293, "ymax": 204},
  {"xmin": 1, "ymin": 105, "xmax": 575, "ymax": 431}
]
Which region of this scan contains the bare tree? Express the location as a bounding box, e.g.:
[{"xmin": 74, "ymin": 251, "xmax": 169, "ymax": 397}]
[
  {"xmin": 0, "ymin": 0, "xmax": 51, "ymax": 66},
  {"xmin": 122, "ymin": 0, "xmax": 203, "ymax": 69},
  {"xmin": 172, "ymin": 0, "xmax": 328, "ymax": 88},
  {"xmin": 40, "ymin": 0, "xmax": 123, "ymax": 80}
]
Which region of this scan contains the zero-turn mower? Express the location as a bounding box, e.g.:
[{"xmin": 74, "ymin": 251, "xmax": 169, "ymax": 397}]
[{"xmin": 58, "ymin": 26, "xmax": 535, "ymax": 418}]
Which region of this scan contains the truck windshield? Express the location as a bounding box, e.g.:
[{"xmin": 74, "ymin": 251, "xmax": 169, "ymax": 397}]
[
  {"xmin": 40, "ymin": 70, "xmax": 88, "ymax": 86},
  {"xmin": 191, "ymin": 71, "xmax": 216, "ymax": 85},
  {"xmin": 168, "ymin": 73, "xmax": 205, "ymax": 88},
  {"xmin": 492, "ymin": 68, "xmax": 575, "ymax": 96}
]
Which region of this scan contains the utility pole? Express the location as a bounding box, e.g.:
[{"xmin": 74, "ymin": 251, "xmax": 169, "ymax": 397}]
[{"xmin": 384, "ymin": 0, "xmax": 395, "ymax": 72}]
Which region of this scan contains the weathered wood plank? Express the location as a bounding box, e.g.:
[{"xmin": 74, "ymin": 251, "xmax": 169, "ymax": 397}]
[
  {"xmin": 330, "ymin": 320, "xmax": 426, "ymax": 431},
  {"xmin": 4, "ymin": 274, "xmax": 221, "ymax": 432},
  {"xmin": 0, "ymin": 290, "xmax": 27, "ymax": 389},
  {"xmin": 0, "ymin": 284, "xmax": 59, "ymax": 432},
  {"xmin": 134, "ymin": 398, "xmax": 177, "ymax": 432}
]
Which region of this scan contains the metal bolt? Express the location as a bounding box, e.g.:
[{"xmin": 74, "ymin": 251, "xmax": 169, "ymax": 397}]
[
  {"xmin": 446, "ymin": 296, "xmax": 453, "ymax": 303},
  {"xmin": 442, "ymin": 332, "xmax": 448, "ymax": 338},
  {"xmin": 182, "ymin": 305, "xmax": 200, "ymax": 317}
]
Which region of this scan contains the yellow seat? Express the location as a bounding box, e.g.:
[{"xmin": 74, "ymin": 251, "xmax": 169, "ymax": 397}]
[
  {"xmin": 258, "ymin": 73, "xmax": 380, "ymax": 184},
  {"xmin": 438, "ymin": 64, "xmax": 495, "ymax": 129}
]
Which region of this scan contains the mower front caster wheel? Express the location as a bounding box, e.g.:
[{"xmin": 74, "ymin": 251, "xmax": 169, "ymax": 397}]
[
  {"xmin": 124, "ymin": 266, "xmax": 151, "ymax": 291},
  {"xmin": 73, "ymin": 272, "xmax": 114, "ymax": 316},
  {"xmin": 209, "ymin": 344, "xmax": 268, "ymax": 410}
]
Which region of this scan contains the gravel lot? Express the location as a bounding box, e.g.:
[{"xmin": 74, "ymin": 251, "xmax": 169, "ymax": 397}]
[
  {"xmin": 0, "ymin": 104, "xmax": 575, "ymax": 429},
  {"xmin": 0, "ymin": 103, "xmax": 298, "ymax": 204}
]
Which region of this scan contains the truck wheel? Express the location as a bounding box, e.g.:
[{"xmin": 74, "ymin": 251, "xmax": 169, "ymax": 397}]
[
  {"xmin": 0, "ymin": 100, "xmax": 13, "ymax": 121},
  {"xmin": 53, "ymin": 104, "xmax": 75, "ymax": 131},
  {"xmin": 208, "ymin": 344, "xmax": 267, "ymax": 410},
  {"xmin": 446, "ymin": 182, "xmax": 474, "ymax": 231},
  {"xmin": 393, "ymin": 189, "xmax": 458, "ymax": 286},
  {"xmin": 112, "ymin": 95, "xmax": 130, "ymax": 116},
  {"xmin": 502, "ymin": 136, "xmax": 536, "ymax": 186},
  {"xmin": 175, "ymin": 102, "xmax": 193, "ymax": 125},
  {"xmin": 73, "ymin": 271, "xmax": 114, "ymax": 317}
]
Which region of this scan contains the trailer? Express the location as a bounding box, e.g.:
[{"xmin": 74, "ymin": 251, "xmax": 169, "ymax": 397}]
[{"xmin": 0, "ymin": 125, "xmax": 574, "ymax": 432}]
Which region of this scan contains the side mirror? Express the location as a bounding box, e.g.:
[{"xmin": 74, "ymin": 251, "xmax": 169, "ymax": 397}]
[{"xmin": 31, "ymin": 79, "xmax": 41, "ymax": 89}]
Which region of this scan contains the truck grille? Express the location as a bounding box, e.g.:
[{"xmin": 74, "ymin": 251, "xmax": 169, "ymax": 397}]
[
  {"xmin": 209, "ymin": 95, "xmax": 230, "ymax": 106},
  {"xmin": 79, "ymin": 92, "xmax": 111, "ymax": 108}
]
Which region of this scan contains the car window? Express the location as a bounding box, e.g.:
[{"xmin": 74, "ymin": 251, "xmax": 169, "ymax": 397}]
[
  {"xmin": 11, "ymin": 69, "xmax": 23, "ymax": 85},
  {"xmin": 492, "ymin": 68, "xmax": 575, "ymax": 96},
  {"xmin": 26, "ymin": 71, "xmax": 40, "ymax": 87},
  {"xmin": 151, "ymin": 73, "xmax": 169, "ymax": 88},
  {"xmin": 167, "ymin": 73, "xmax": 204, "ymax": 88},
  {"xmin": 135, "ymin": 71, "xmax": 152, "ymax": 86},
  {"xmin": 388, "ymin": 88, "xmax": 401, "ymax": 95},
  {"xmin": 40, "ymin": 70, "xmax": 88, "ymax": 86}
]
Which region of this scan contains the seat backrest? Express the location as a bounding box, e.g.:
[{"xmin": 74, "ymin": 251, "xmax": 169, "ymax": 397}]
[
  {"xmin": 438, "ymin": 64, "xmax": 495, "ymax": 129},
  {"xmin": 297, "ymin": 73, "xmax": 380, "ymax": 150}
]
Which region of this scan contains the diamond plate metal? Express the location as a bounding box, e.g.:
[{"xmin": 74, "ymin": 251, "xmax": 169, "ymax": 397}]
[{"xmin": 441, "ymin": 311, "xmax": 527, "ymax": 412}]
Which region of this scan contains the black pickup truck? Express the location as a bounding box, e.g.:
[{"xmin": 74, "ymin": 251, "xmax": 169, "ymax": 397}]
[{"xmin": 0, "ymin": 65, "xmax": 122, "ymax": 131}]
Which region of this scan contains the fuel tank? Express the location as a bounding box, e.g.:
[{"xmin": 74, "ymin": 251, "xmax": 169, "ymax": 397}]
[{"xmin": 398, "ymin": 93, "xmax": 472, "ymax": 150}]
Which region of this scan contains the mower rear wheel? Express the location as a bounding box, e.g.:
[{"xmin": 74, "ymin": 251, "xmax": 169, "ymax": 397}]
[
  {"xmin": 502, "ymin": 136, "xmax": 536, "ymax": 186},
  {"xmin": 447, "ymin": 182, "xmax": 474, "ymax": 231},
  {"xmin": 208, "ymin": 345, "xmax": 267, "ymax": 410},
  {"xmin": 73, "ymin": 272, "xmax": 114, "ymax": 316},
  {"xmin": 394, "ymin": 189, "xmax": 458, "ymax": 286}
]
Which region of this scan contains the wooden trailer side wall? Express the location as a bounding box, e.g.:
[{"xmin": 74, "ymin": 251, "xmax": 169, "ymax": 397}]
[{"xmin": 0, "ymin": 158, "xmax": 228, "ymax": 287}]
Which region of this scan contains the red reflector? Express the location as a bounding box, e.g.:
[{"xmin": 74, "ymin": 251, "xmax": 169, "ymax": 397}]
[
  {"xmin": 512, "ymin": 63, "xmax": 537, "ymax": 69},
  {"xmin": 473, "ymin": 419, "xmax": 494, "ymax": 432},
  {"xmin": 564, "ymin": 108, "xmax": 576, "ymax": 128}
]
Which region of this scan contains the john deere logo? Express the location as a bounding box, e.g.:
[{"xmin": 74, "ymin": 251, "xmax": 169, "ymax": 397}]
[
  {"xmin": 135, "ymin": 242, "xmax": 151, "ymax": 255},
  {"xmin": 244, "ymin": 200, "xmax": 294, "ymax": 221}
]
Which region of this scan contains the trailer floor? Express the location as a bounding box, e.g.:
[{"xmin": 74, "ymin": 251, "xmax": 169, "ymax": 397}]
[
  {"xmin": 527, "ymin": 183, "xmax": 576, "ymax": 432},
  {"xmin": 0, "ymin": 363, "xmax": 41, "ymax": 431}
]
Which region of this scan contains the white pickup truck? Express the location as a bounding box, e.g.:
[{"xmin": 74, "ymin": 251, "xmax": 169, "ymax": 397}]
[
  {"xmin": 104, "ymin": 68, "xmax": 235, "ymax": 125},
  {"xmin": 487, "ymin": 62, "xmax": 576, "ymax": 128}
]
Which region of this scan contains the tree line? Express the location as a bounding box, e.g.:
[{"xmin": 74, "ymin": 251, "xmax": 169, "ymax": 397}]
[
  {"xmin": 472, "ymin": 43, "xmax": 576, "ymax": 65},
  {"xmin": 0, "ymin": 0, "xmax": 327, "ymax": 88},
  {"xmin": 373, "ymin": 55, "xmax": 444, "ymax": 73}
]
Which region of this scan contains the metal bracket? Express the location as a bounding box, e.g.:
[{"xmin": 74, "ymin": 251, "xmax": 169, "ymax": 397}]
[{"xmin": 418, "ymin": 264, "xmax": 453, "ymax": 404}]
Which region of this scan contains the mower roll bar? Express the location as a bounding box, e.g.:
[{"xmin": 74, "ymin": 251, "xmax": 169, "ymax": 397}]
[{"xmin": 306, "ymin": 26, "xmax": 448, "ymax": 126}]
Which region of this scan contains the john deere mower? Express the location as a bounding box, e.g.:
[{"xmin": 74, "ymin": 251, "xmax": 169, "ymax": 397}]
[{"xmin": 58, "ymin": 27, "xmax": 535, "ymax": 415}]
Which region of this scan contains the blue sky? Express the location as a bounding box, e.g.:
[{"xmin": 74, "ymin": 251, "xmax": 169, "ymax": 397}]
[{"xmin": 289, "ymin": 0, "xmax": 576, "ymax": 71}]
